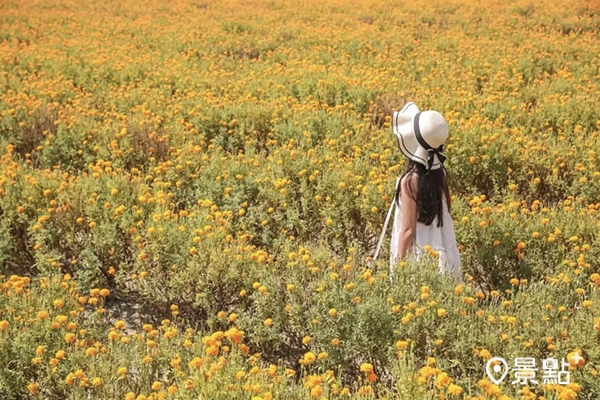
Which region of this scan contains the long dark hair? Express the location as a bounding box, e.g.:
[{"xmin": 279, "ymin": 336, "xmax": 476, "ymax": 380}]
[{"xmin": 395, "ymin": 160, "xmax": 451, "ymax": 227}]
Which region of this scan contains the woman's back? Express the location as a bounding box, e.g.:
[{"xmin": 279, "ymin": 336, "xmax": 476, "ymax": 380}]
[{"xmin": 389, "ymin": 176, "xmax": 462, "ymax": 282}]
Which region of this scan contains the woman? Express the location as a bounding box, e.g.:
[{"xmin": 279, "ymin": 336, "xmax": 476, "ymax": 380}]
[{"xmin": 388, "ymin": 102, "xmax": 462, "ymax": 283}]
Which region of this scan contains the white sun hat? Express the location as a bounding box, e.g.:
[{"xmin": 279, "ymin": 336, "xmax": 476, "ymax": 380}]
[{"xmin": 392, "ymin": 102, "xmax": 448, "ymax": 172}]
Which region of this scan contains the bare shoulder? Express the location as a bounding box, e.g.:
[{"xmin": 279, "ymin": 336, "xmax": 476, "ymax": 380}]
[
  {"xmin": 400, "ymin": 172, "xmax": 418, "ymax": 191},
  {"xmin": 399, "ymin": 172, "xmax": 418, "ymax": 206}
]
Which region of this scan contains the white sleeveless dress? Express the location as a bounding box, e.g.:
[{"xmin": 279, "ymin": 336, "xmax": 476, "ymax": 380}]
[{"xmin": 389, "ymin": 177, "xmax": 462, "ymax": 283}]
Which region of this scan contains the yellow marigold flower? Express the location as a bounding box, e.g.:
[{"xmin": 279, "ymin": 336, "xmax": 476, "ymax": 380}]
[
  {"xmin": 331, "ymin": 338, "xmax": 340, "ymax": 346},
  {"xmin": 125, "ymin": 393, "xmax": 136, "ymax": 400},
  {"xmin": 91, "ymin": 377, "xmax": 102, "ymax": 386},
  {"xmin": 582, "ymin": 300, "xmax": 593, "ymax": 309},
  {"xmin": 189, "ymin": 357, "xmax": 202, "ymax": 369},
  {"xmin": 567, "ymin": 350, "xmax": 585, "ymax": 367},
  {"xmin": 401, "ymin": 314, "xmax": 412, "ymax": 325},
  {"xmin": 396, "ymin": 340, "xmax": 408, "ymax": 350},
  {"xmin": 302, "ymin": 336, "xmax": 311, "ymax": 345},
  {"xmin": 65, "ymin": 373, "xmax": 75, "ymax": 385},
  {"xmin": 214, "ymin": 311, "xmax": 225, "ymax": 320},
  {"xmin": 65, "ymin": 332, "xmax": 76, "ymax": 343},
  {"xmin": 302, "ymin": 351, "xmax": 316, "ymax": 365},
  {"xmin": 447, "ymin": 383, "xmax": 463, "ymax": 396},
  {"xmin": 27, "ymin": 382, "xmax": 39, "ymax": 394},
  {"xmin": 437, "ymin": 309, "xmax": 447, "ymax": 318},
  {"xmin": 479, "ymin": 349, "xmax": 491, "ymax": 360},
  {"xmin": 36, "ymin": 311, "xmax": 49, "ymax": 321},
  {"xmin": 359, "ymin": 363, "xmax": 373, "ymax": 375},
  {"xmin": 85, "ymin": 347, "xmax": 98, "ymax": 357},
  {"xmin": 435, "ymin": 372, "xmax": 452, "ymax": 388},
  {"xmin": 264, "ymin": 318, "xmax": 273, "ymax": 327},
  {"xmin": 311, "ymin": 385, "xmax": 323, "ymax": 397},
  {"xmin": 328, "ymin": 308, "xmax": 337, "ymax": 317},
  {"xmin": 462, "ymin": 296, "xmax": 476, "ymax": 305}
]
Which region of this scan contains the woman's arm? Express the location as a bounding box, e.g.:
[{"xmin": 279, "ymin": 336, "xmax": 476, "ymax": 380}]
[{"xmin": 397, "ymin": 174, "xmax": 418, "ymax": 260}]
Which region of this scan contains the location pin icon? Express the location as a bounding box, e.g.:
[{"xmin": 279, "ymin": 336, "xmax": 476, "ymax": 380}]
[{"xmin": 485, "ymin": 357, "xmax": 509, "ymax": 385}]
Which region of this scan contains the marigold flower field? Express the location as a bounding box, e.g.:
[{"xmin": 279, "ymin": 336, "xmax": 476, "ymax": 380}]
[{"xmin": 1, "ymin": 0, "xmax": 600, "ymax": 398}]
